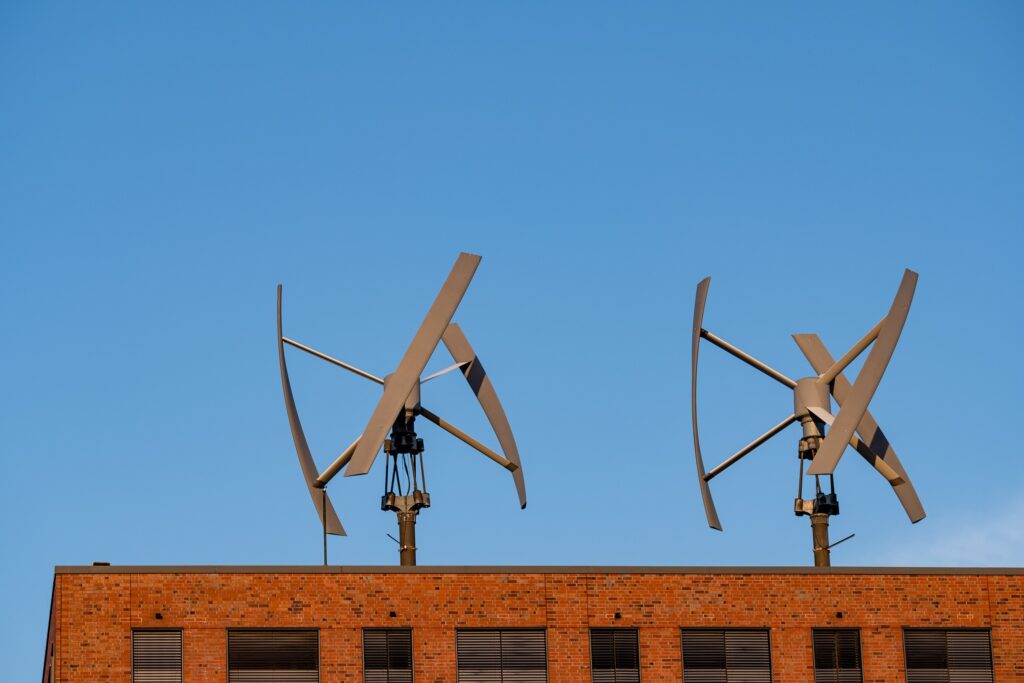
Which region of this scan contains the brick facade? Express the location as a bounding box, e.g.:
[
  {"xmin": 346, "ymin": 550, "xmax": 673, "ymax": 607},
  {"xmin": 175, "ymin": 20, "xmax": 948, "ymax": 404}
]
[{"xmin": 43, "ymin": 566, "xmax": 1024, "ymax": 682}]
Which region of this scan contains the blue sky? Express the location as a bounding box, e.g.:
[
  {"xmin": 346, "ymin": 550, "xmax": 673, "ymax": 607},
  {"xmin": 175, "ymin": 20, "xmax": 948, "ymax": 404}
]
[{"xmin": 1, "ymin": 1, "xmax": 1022, "ymax": 679}]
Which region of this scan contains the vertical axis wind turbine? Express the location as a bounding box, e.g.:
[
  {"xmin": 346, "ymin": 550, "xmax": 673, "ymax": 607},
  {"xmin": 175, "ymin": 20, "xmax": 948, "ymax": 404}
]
[
  {"xmin": 691, "ymin": 270, "xmax": 925, "ymax": 566},
  {"xmin": 277, "ymin": 252, "xmax": 526, "ymax": 565}
]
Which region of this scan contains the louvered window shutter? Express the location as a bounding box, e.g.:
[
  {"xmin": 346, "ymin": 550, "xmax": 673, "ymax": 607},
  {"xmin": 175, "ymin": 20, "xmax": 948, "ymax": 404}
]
[
  {"xmin": 904, "ymin": 630, "xmax": 993, "ymax": 683},
  {"xmin": 227, "ymin": 629, "xmax": 319, "ymax": 683},
  {"xmin": 456, "ymin": 629, "xmax": 548, "ymax": 683},
  {"xmin": 132, "ymin": 630, "xmax": 182, "ymax": 683},
  {"xmin": 590, "ymin": 629, "xmax": 640, "ymax": 683},
  {"xmin": 947, "ymin": 631, "xmax": 994, "ymax": 683},
  {"xmin": 812, "ymin": 629, "xmax": 862, "ymax": 683},
  {"xmin": 681, "ymin": 629, "xmax": 771, "ymax": 683},
  {"xmin": 364, "ymin": 629, "xmax": 414, "ymax": 683}
]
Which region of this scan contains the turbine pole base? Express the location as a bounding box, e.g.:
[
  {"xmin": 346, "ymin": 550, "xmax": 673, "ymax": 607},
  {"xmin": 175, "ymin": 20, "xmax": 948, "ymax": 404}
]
[
  {"xmin": 811, "ymin": 513, "xmax": 831, "ymax": 567},
  {"xmin": 397, "ymin": 510, "xmax": 418, "ymax": 566}
]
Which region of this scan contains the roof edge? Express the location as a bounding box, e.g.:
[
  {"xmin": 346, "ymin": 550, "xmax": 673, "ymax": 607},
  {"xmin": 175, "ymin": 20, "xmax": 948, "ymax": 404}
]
[{"xmin": 53, "ymin": 565, "xmax": 1024, "ymax": 575}]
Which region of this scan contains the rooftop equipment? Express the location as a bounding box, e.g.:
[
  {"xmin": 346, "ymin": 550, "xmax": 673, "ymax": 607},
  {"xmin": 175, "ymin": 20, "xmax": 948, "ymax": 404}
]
[
  {"xmin": 277, "ymin": 252, "xmax": 525, "ymax": 565},
  {"xmin": 691, "ymin": 270, "xmax": 925, "ymax": 566}
]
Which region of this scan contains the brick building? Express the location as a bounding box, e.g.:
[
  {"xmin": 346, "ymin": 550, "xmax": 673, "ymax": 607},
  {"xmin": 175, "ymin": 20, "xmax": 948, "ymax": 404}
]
[{"xmin": 42, "ymin": 565, "xmax": 1023, "ymax": 682}]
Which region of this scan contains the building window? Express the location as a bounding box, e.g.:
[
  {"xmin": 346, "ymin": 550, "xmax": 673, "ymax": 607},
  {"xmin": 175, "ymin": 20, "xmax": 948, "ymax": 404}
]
[
  {"xmin": 227, "ymin": 629, "xmax": 319, "ymax": 683},
  {"xmin": 132, "ymin": 629, "xmax": 182, "ymax": 683},
  {"xmin": 680, "ymin": 629, "xmax": 771, "ymax": 683},
  {"xmin": 456, "ymin": 628, "xmax": 548, "ymax": 682},
  {"xmin": 364, "ymin": 629, "xmax": 413, "ymax": 683},
  {"xmin": 590, "ymin": 628, "xmax": 640, "ymax": 683},
  {"xmin": 904, "ymin": 629, "xmax": 993, "ymax": 683},
  {"xmin": 813, "ymin": 629, "xmax": 862, "ymax": 683}
]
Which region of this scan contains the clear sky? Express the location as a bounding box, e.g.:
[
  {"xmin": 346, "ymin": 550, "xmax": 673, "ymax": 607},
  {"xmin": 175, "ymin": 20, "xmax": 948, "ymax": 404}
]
[{"xmin": 2, "ymin": 1, "xmax": 1022, "ymax": 679}]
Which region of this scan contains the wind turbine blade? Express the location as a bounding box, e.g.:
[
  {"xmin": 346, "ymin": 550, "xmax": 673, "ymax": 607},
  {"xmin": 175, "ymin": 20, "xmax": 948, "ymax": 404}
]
[
  {"xmin": 692, "ymin": 277, "xmax": 722, "ymax": 530},
  {"xmin": 277, "ymin": 285, "xmax": 345, "ymax": 535},
  {"xmin": 346, "ymin": 253, "xmax": 482, "ymax": 476},
  {"xmin": 807, "ymin": 269, "xmax": 917, "ymax": 476},
  {"xmin": 849, "ymin": 437, "xmax": 905, "ymax": 486},
  {"xmin": 441, "ymin": 323, "xmax": 526, "ymax": 508},
  {"xmin": 794, "ymin": 332, "xmax": 924, "ymax": 522},
  {"xmin": 807, "ymin": 406, "xmax": 903, "ymax": 484}
]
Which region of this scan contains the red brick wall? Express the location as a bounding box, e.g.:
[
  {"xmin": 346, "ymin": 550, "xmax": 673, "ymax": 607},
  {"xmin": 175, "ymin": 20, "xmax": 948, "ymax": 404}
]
[{"xmin": 47, "ymin": 568, "xmax": 1024, "ymax": 682}]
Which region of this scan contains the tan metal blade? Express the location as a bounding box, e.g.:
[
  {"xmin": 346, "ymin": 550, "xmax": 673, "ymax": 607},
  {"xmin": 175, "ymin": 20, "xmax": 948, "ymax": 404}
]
[
  {"xmin": 807, "ymin": 406, "xmax": 904, "ymax": 484},
  {"xmin": 692, "ymin": 277, "xmax": 722, "ymax": 530},
  {"xmin": 345, "ymin": 253, "xmax": 482, "ymax": 476},
  {"xmin": 441, "ymin": 323, "xmax": 526, "ymax": 508},
  {"xmin": 808, "ymin": 269, "xmax": 917, "ymax": 476},
  {"xmin": 277, "ymin": 285, "xmax": 346, "ymax": 535},
  {"xmin": 849, "ymin": 437, "xmax": 904, "ymax": 486},
  {"xmin": 794, "ymin": 332, "xmax": 924, "ymax": 522}
]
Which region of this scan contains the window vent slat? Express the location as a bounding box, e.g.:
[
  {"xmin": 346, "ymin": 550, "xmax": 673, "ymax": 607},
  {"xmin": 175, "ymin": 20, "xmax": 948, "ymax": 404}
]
[
  {"xmin": 812, "ymin": 629, "xmax": 862, "ymax": 683},
  {"xmin": 681, "ymin": 629, "xmax": 770, "ymax": 683},
  {"xmin": 132, "ymin": 630, "xmax": 182, "ymax": 683},
  {"xmin": 590, "ymin": 629, "xmax": 640, "ymax": 683},
  {"xmin": 364, "ymin": 629, "xmax": 413, "ymax": 683},
  {"xmin": 227, "ymin": 630, "xmax": 318, "ymax": 683},
  {"xmin": 904, "ymin": 629, "xmax": 993, "ymax": 683},
  {"xmin": 457, "ymin": 629, "xmax": 547, "ymax": 683}
]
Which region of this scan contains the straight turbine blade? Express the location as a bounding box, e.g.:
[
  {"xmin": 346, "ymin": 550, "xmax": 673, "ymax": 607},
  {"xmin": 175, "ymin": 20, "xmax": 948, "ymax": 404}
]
[
  {"xmin": 277, "ymin": 285, "xmax": 345, "ymax": 535},
  {"xmin": 345, "ymin": 253, "xmax": 482, "ymax": 476},
  {"xmin": 807, "ymin": 269, "xmax": 917, "ymax": 476},
  {"xmin": 806, "ymin": 406, "xmax": 904, "ymax": 485},
  {"xmin": 441, "ymin": 323, "xmax": 526, "ymax": 508},
  {"xmin": 794, "ymin": 333, "xmax": 925, "ymax": 522},
  {"xmin": 692, "ymin": 277, "xmax": 722, "ymax": 530}
]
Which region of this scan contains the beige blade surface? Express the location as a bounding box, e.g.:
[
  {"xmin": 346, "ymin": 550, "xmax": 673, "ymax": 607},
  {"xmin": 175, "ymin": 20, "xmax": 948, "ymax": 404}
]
[
  {"xmin": 691, "ymin": 277, "xmax": 722, "ymax": 530},
  {"xmin": 345, "ymin": 252, "xmax": 482, "ymax": 476},
  {"xmin": 806, "ymin": 406, "xmax": 904, "ymax": 485},
  {"xmin": 795, "ymin": 333, "xmax": 925, "ymax": 522},
  {"xmin": 441, "ymin": 323, "xmax": 526, "ymax": 508},
  {"xmin": 277, "ymin": 286, "xmax": 345, "ymax": 535},
  {"xmin": 807, "ymin": 269, "xmax": 918, "ymax": 476}
]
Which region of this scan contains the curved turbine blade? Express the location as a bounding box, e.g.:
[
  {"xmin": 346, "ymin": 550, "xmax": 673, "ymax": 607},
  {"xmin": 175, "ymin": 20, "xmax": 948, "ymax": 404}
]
[
  {"xmin": 346, "ymin": 253, "xmax": 482, "ymax": 476},
  {"xmin": 441, "ymin": 323, "xmax": 527, "ymax": 508},
  {"xmin": 277, "ymin": 285, "xmax": 345, "ymax": 535},
  {"xmin": 794, "ymin": 333, "xmax": 924, "ymax": 522},
  {"xmin": 692, "ymin": 277, "xmax": 722, "ymax": 530},
  {"xmin": 807, "ymin": 269, "xmax": 918, "ymax": 476}
]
